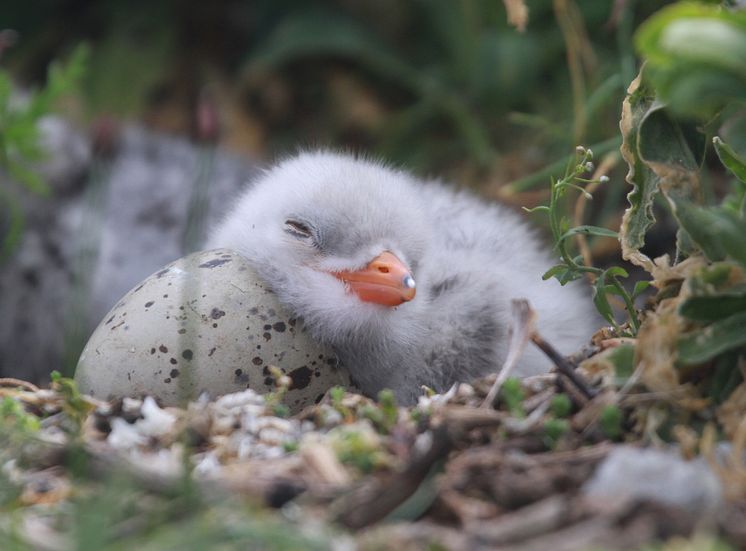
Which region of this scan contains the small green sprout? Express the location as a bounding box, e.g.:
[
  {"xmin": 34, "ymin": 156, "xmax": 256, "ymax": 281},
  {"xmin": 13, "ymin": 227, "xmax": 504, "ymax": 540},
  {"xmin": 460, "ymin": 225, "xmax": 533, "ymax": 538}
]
[
  {"xmin": 543, "ymin": 418, "xmax": 570, "ymax": 448},
  {"xmin": 550, "ymin": 394, "xmax": 572, "ymax": 418},
  {"xmin": 599, "ymin": 405, "xmax": 623, "ymax": 440},
  {"xmin": 500, "ymin": 377, "xmax": 525, "ymax": 418}
]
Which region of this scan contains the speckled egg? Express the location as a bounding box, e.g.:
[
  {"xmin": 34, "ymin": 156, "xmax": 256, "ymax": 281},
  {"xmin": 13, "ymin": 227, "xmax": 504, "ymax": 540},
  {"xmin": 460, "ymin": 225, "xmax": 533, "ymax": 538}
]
[{"xmin": 75, "ymin": 249, "xmax": 350, "ymax": 412}]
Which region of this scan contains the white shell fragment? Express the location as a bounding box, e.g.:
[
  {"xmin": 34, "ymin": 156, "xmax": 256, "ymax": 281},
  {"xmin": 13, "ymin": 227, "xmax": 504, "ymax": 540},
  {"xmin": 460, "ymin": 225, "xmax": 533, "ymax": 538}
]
[{"xmin": 75, "ymin": 249, "xmax": 350, "ymax": 413}]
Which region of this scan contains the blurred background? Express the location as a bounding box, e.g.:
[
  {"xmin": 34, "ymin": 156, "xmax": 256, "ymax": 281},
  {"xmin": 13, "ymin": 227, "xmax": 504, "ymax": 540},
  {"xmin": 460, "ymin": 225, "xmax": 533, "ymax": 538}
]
[{"xmin": 0, "ymin": 0, "xmax": 681, "ymax": 382}]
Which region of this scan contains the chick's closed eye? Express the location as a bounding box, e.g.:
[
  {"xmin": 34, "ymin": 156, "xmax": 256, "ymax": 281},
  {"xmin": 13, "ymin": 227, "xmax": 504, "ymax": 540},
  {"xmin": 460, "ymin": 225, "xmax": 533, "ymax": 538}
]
[{"xmin": 284, "ymin": 219, "xmax": 315, "ymax": 241}]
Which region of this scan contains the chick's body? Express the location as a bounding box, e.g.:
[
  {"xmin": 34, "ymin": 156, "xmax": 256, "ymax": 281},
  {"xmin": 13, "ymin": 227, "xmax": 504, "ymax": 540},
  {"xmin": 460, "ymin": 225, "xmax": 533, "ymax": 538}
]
[{"xmin": 208, "ymin": 152, "xmax": 597, "ymax": 404}]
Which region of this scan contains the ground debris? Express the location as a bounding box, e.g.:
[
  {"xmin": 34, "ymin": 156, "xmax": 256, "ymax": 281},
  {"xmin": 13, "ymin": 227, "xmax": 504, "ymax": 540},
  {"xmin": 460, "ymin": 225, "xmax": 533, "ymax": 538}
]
[{"xmin": 1, "ymin": 350, "xmax": 745, "ymax": 549}]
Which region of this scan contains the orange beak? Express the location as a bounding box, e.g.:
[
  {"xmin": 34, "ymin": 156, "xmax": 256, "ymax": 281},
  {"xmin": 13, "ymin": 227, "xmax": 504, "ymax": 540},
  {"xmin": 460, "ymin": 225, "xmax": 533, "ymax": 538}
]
[{"xmin": 333, "ymin": 251, "xmax": 416, "ymax": 307}]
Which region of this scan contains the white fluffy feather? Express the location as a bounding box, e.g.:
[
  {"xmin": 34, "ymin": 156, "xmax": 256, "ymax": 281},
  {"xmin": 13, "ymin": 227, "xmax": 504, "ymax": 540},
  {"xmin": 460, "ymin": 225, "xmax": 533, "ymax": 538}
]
[{"xmin": 208, "ymin": 151, "xmax": 598, "ymax": 403}]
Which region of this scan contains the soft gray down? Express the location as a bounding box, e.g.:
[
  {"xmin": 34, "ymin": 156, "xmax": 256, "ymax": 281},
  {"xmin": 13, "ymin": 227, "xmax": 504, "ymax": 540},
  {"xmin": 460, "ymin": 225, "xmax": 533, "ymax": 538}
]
[{"xmin": 208, "ymin": 151, "xmax": 598, "ymax": 403}]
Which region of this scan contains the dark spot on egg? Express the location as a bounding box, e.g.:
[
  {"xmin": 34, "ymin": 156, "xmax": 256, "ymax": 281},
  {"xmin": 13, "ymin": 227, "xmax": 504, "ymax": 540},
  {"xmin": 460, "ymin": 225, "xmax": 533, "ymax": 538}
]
[
  {"xmin": 199, "ymin": 258, "xmax": 231, "ymax": 269},
  {"xmin": 164, "ymin": 378, "xmax": 171, "ymax": 383},
  {"xmin": 170, "ymin": 369, "xmax": 180, "ymax": 378},
  {"xmin": 314, "ymin": 370, "xmax": 320, "ymax": 377},
  {"xmin": 272, "ymin": 322, "xmax": 286, "ymax": 332},
  {"xmin": 263, "ymin": 332, "xmax": 271, "ymax": 341},
  {"xmin": 262, "ymin": 366, "xmax": 270, "ymax": 375},
  {"xmin": 170, "ymin": 358, "xmax": 178, "ymax": 365},
  {"xmin": 111, "ymin": 321, "xmax": 125, "ymax": 331},
  {"xmin": 252, "ymin": 356, "xmax": 263, "ymax": 365},
  {"xmin": 178, "ymin": 328, "xmax": 186, "ymax": 334},
  {"xmin": 314, "ymin": 394, "xmax": 324, "ymax": 404},
  {"xmin": 288, "ymin": 366, "xmax": 312, "ymax": 390},
  {"xmin": 263, "ymin": 324, "xmax": 272, "ymax": 330},
  {"xmin": 156, "ymin": 268, "xmax": 170, "ymax": 278},
  {"xmin": 134, "ymin": 283, "xmax": 145, "ymax": 293},
  {"xmin": 249, "ymin": 307, "xmax": 258, "ymax": 315},
  {"xmin": 163, "ymin": 294, "xmax": 168, "ymax": 298},
  {"xmin": 208, "ymin": 347, "xmax": 217, "ymax": 357},
  {"xmin": 145, "ymin": 301, "xmax": 154, "ymax": 308},
  {"xmin": 212, "ymin": 323, "xmax": 218, "ymax": 328},
  {"xmin": 150, "ymin": 348, "xmax": 156, "ymax": 355},
  {"xmin": 105, "ymin": 315, "xmax": 115, "ymax": 325},
  {"xmin": 235, "ymin": 369, "xmax": 243, "ymax": 376},
  {"xmin": 182, "ymin": 349, "xmax": 193, "ymax": 360},
  {"xmin": 326, "ymin": 357, "xmax": 338, "ymax": 367},
  {"xmin": 210, "ymin": 308, "xmax": 226, "ymax": 320},
  {"xmin": 288, "ymin": 318, "xmax": 297, "ymax": 327},
  {"xmin": 159, "ymin": 345, "xmax": 168, "ymax": 353},
  {"xmin": 264, "ymin": 377, "xmax": 274, "ymax": 386}
]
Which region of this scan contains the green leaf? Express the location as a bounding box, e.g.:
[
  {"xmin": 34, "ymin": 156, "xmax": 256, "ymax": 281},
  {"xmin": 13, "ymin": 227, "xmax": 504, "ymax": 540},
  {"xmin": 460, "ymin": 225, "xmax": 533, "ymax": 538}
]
[
  {"xmin": 679, "ymin": 284, "xmax": 746, "ymax": 322},
  {"xmin": 709, "ymin": 351, "xmax": 743, "ymax": 404},
  {"xmin": 558, "ymin": 225, "xmax": 618, "ymax": 244},
  {"xmin": 668, "ymin": 199, "xmax": 746, "ymax": 267},
  {"xmin": 632, "ymin": 280, "xmax": 651, "ymax": 298},
  {"xmin": 677, "ymin": 311, "xmax": 746, "ymax": 365},
  {"xmin": 605, "ymin": 266, "xmax": 630, "ymax": 279},
  {"xmin": 714, "ymin": 136, "xmax": 746, "ymax": 183},
  {"xmin": 542, "ymin": 264, "xmax": 568, "ymax": 280},
  {"xmin": 635, "ymin": 4, "xmax": 746, "ymax": 118},
  {"xmin": 618, "ymin": 70, "xmax": 662, "ymax": 269},
  {"xmin": 592, "ymin": 274, "xmax": 615, "ymax": 325}
]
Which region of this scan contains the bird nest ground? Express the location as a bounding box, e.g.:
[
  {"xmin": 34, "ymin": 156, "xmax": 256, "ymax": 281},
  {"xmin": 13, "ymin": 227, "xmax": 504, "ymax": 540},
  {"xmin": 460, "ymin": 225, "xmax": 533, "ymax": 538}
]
[{"xmin": 1, "ymin": 308, "xmax": 746, "ymax": 551}]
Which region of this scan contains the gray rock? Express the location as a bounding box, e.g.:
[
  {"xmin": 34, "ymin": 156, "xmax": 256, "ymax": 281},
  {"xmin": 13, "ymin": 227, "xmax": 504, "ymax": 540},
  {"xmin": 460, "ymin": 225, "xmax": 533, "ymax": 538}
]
[
  {"xmin": 0, "ymin": 118, "xmax": 257, "ymax": 382},
  {"xmin": 583, "ymin": 445, "xmax": 723, "ymax": 513}
]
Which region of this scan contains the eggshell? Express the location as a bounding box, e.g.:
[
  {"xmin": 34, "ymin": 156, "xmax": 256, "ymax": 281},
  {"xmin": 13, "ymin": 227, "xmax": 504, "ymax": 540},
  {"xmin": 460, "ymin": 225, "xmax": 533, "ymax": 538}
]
[{"xmin": 75, "ymin": 249, "xmax": 349, "ymax": 412}]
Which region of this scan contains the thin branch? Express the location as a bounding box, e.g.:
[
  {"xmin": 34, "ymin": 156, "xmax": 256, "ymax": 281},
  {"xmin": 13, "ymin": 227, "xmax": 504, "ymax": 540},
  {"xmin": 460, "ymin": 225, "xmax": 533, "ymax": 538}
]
[{"xmin": 530, "ymin": 332, "xmax": 597, "ymax": 400}]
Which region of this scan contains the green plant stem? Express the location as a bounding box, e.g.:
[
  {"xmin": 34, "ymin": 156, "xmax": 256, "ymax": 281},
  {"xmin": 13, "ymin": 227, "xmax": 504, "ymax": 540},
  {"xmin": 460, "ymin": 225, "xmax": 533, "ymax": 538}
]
[
  {"xmin": 609, "ymin": 275, "xmax": 640, "ymax": 333},
  {"xmin": 507, "ymin": 136, "xmax": 621, "ymax": 193}
]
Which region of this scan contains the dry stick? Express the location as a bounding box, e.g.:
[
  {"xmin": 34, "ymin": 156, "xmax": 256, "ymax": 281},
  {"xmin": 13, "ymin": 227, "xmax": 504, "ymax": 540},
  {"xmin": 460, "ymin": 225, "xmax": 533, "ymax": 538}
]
[
  {"xmin": 334, "ymin": 423, "xmax": 453, "ymax": 530},
  {"xmin": 481, "ymin": 299, "xmax": 537, "ymax": 409},
  {"xmin": 334, "ymin": 407, "xmax": 503, "ymax": 530},
  {"xmin": 0, "ymin": 378, "xmax": 40, "ymax": 392},
  {"xmin": 530, "ymin": 332, "xmax": 597, "ymax": 400}
]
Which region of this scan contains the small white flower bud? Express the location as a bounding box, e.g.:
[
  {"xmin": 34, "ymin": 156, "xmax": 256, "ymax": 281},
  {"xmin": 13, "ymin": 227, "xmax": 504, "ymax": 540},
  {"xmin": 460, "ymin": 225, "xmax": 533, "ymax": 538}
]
[
  {"xmin": 584, "ymin": 161, "xmax": 595, "ymax": 172},
  {"xmin": 575, "ymin": 145, "xmax": 586, "ymax": 154},
  {"xmin": 599, "ymin": 175, "xmax": 610, "ymax": 184}
]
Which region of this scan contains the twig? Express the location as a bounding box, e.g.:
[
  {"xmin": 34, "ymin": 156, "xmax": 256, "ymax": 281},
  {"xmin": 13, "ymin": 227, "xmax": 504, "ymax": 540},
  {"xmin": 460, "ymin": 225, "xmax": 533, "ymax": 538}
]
[
  {"xmin": 530, "ymin": 332, "xmax": 597, "ymax": 399},
  {"xmin": 333, "ymin": 423, "xmax": 453, "ymax": 530},
  {"xmin": 481, "ymin": 299, "xmax": 536, "ymax": 409},
  {"xmin": 0, "ymin": 378, "xmax": 40, "ymax": 392}
]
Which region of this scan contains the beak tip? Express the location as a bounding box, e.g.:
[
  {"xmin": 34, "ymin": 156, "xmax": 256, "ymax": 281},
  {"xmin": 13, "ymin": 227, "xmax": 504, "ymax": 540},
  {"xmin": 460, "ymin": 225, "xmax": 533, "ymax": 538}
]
[{"xmin": 403, "ymin": 275, "xmax": 416, "ymax": 290}]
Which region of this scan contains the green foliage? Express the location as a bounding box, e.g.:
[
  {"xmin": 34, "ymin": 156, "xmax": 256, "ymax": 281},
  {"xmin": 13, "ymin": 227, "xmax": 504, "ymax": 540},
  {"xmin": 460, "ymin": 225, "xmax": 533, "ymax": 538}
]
[
  {"xmin": 550, "ymin": 394, "xmax": 572, "ymax": 418},
  {"xmin": 376, "ymin": 388, "xmax": 399, "ymax": 432},
  {"xmin": 599, "ymin": 405, "xmax": 623, "ymax": 440},
  {"xmin": 50, "ymin": 370, "xmax": 93, "ymax": 429},
  {"xmin": 0, "ymin": 45, "xmax": 87, "ymax": 260},
  {"xmin": 527, "ymin": 146, "xmax": 641, "ymax": 333},
  {"xmin": 542, "ymin": 418, "xmax": 569, "ymax": 448},
  {"xmin": 635, "ymin": 3, "xmax": 746, "ymax": 119},
  {"xmin": 330, "ymin": 426, "xmax": 385, "ymax": 473},
  {"xmin": 499, "ymin": 377, "xmax": 525, "ymax": 418},
  {"xmin": 0, "ymin": 397, "xmax": 40, "ymax": 434}
]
